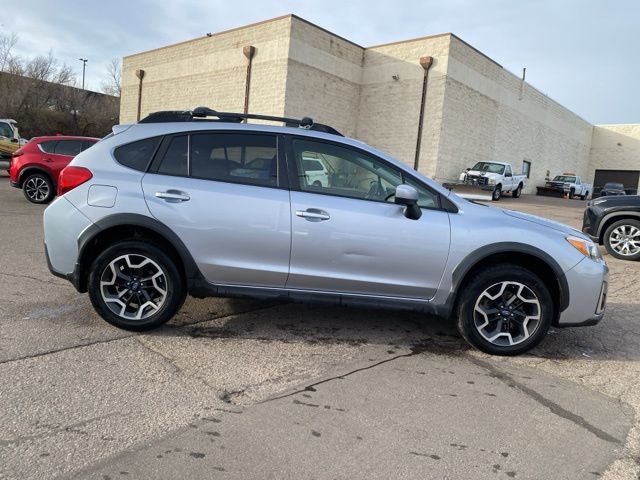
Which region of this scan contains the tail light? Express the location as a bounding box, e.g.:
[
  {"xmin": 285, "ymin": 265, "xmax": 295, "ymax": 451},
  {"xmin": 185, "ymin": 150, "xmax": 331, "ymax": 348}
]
[{"xmin": 57, "ymin": 166, "xmax": 93, "ymax": 196}]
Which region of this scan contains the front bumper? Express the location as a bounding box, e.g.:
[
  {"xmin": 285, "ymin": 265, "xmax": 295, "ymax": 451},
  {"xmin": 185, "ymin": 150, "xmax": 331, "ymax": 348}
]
[{"xmin": 557, "ymin": 258, "xmax": 608, "ymax": 327}]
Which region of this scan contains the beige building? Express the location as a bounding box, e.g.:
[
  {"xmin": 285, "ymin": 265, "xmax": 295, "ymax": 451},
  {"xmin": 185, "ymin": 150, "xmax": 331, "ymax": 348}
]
[{"xmin": 121, "ymin": 14, "xmax": 640, "ymax": 195}]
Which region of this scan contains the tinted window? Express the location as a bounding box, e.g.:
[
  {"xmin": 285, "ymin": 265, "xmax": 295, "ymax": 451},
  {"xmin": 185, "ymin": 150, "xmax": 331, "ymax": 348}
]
[
  {"xmin": 0, "ymin": 122, "xmax": 13, "ymax": 138},
  {"xmin": 81, "ymin": 140, "xmax": 97, "ymax": 151},
  {"xmin": 39, "ymin": 141, "xmax": 58, "ymax": 154},
  {"xmin": 54, "ymin": 140, "xmax": 82, "ymax": 156},
  {"xmin": 114, "ymin": 137, "xmax": 161, "ymax": 172},
  {"xmin": 157, "ymin": 135, "xmax": 188, "ymax": 176},
  {"xmin": 190, "ymin": 133, "xmax": 277, "ymax": 187}
]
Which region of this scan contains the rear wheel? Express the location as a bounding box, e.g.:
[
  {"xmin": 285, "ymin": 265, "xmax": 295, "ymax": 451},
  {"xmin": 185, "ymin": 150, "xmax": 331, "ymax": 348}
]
[
  {"xmin": 512, "ymin": 183, "xmax": 522, "ymax": 198},
  {"xmin": 455, "ymin": 265, "xmax": 553, "ymax": 355},
  {"xmin": 22, "ymin": 173, "xmax": 54, "ymax": 204},
  {"xmin": 604, "ymin": 219, "xmax": 640, "ymax": 261},
  {"xmin": 492, "ymin": 185, "xmax": 502, "ymax": 201},
  {"xmin": 88, "ymin": 241, "xmax": 186, "ymax": 330}
]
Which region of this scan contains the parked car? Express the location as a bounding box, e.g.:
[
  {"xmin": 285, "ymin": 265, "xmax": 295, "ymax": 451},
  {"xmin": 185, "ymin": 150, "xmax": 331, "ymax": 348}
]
[
  {"xmin": 599, "ymin": 182, "xmax": 626, "ymax": 197},
  {"xmin": 0, "ymin": 118, "xmax": 26, "ymax": 169},
  {"xmin": 43, "ymin": 107, "xmax": 608, "ymax": 356},
  {"xmin": 538, "ymin": 174, "xmax": 592, "ymax": 200},
  {"xmin": 455, "ymin": 161, "xmax": 527, "ymax": 201},
  {"xmin": 583, "ymin": 195, "xmax": 640, "ymax": 261},
  {"xmin": 9, "ymin": 135, "xmax": 98, "ymax": 203}
]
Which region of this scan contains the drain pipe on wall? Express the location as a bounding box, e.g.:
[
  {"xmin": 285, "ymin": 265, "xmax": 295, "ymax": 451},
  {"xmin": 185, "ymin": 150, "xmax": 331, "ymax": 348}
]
[
  {"xmin": 413, "ymin": 56, "xmax": 433, "ymax": 171},
  {"xmin": 135, "ymin": 69, "xmax": 145, "ymax": 122},
  {"xmin": 243, "ymin": 46, "xmax": 256, "ymax": 117}
]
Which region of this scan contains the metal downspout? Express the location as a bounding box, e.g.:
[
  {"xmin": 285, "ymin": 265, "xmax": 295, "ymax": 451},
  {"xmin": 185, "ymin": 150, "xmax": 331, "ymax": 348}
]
[
  {"xmin": 414, "ymin": 56, "xmax": 433, "ymax": 171},
  {"xmin": 135, "ymin": 69, "xmax": 145, "ymax": 122},
  {"xmin": 243, "ymin": 46, "xmax": 256, "ymax": 118}
]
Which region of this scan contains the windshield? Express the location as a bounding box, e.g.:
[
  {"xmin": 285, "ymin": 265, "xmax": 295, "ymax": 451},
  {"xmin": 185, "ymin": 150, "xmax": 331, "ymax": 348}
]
[
  {"xmin": 604, "ymin": 183, "xmax": 624, "ymax": 189},
  {"xmin": 553, "ymin": 175, "xmax": 576, "ymax": 183},
  {"xmin": 470, "ymin": 162, "xmax": 505, "ymax": 174}
]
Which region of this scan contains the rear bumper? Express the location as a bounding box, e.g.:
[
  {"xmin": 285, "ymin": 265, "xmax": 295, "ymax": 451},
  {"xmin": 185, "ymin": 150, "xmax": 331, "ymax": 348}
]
[{"xmin": 557, "ymin": 258, "xmax": 608, "ymax": 327}]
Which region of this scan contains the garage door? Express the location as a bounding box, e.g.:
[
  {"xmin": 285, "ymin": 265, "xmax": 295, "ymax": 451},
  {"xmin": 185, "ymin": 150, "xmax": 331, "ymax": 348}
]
[{"xmin": 593, "ymin": 169, "xmax": 639, "ymax": 196}]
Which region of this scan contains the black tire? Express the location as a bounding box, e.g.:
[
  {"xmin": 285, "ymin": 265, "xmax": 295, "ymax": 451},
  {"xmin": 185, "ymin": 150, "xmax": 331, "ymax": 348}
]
[
  {"xmin": 568, "ymin": 188, "xmax": 575, "ymax": 199},
  {"xmin": 455, "ymin": 265, "xmax": 553, "ymax": 356},
  {"xmin": 603, "ymin": 219, "xmax": 640, "ymax": 261},
  {"xmin": 580, "ymin": 191, "xmax": 589, "ymax": 201},
  {"xmin": 22, "ymin": 173, "xmax": 55, "ymax": 204},
  {"xmin": 512, "ymin": 183, "xmax": 522, "ymax": 198},
  {"xmin": 88, "ymin": 241, "xmax": 186, "ymax": 331},
  {"xmin": 492, "ymin": 185, "xmax": 502, "ymax": 201}
]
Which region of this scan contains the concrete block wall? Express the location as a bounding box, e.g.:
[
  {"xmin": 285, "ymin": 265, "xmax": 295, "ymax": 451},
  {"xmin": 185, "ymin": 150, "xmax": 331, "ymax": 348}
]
[
  {"xmin": 588, "ymin": 124, "xmax": 640, "ymax": 190},
  {"xmin": 120, "ymin": 16, "xmax": 294, "ymax": 123},
  {"xmin": 437, "ymin": 36, "xmax": 594, "ymax": 192}
]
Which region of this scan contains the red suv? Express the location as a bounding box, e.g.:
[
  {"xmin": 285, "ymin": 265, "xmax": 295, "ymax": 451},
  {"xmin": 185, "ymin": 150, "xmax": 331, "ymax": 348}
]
[{"xmin": 9, "ymin": 136, "xmax": 98, "ymax": 203}]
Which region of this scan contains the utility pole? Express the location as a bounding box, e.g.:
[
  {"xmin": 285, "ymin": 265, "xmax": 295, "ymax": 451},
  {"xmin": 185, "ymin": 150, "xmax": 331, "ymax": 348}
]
[{"xmin": 79, "ymin": 58, "xmax": 88, "ymax": 90}]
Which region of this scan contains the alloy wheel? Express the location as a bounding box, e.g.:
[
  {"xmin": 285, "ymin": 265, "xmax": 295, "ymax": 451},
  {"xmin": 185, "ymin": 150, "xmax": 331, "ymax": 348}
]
[
  {"xmin": 473, "ymin": 281, "xmax": 541, "ymax": 347},
  {"xmin": 24, "ymin": 177, "xmax": 50, "ymax": 202},
  {"xmin": 609, "ymin": 225, "xmax": 640, "ymax": 257},
  {"xmin": 100, "ymin": 254, "xmax": 168, "ymax": 320}
]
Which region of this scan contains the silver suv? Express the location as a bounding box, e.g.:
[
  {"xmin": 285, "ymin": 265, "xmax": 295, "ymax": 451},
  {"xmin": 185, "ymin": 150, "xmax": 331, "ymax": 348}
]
[{"xmin": 43, "ymin": 108, "xmax": 608, "ymax": 355}]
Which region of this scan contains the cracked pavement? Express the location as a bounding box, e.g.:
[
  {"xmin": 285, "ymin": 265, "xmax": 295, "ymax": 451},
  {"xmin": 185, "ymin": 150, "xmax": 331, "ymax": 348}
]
[{"xmin": 1, "ymin": 178, "xmax": 639, "ymax": 479}]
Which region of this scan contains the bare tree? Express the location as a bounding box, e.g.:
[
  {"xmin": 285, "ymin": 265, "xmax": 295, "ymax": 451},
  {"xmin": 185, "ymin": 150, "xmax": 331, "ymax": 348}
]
[
  {"xmin": 0, "ymin": 32, "xmax": 18, "ymax": 72},
  {"xmin": 100, "ymin": 58, "xmax": 121, "ymax": 97}
]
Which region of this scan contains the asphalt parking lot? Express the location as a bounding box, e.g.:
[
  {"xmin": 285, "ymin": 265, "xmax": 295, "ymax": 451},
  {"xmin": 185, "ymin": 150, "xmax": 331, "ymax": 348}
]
[{"xmin": 1, "ymin": 178, "xmax": 639, "ymax": 480}]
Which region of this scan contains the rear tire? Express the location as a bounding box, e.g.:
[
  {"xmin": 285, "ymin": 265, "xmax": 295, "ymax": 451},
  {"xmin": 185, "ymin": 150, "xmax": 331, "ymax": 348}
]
[
  {"xmin": 22, "ymin": 173, "xmax": 54, "ymax": 204},
  {"xmin": 512, "ymin": 183, "xmax": 522, "ymax": 198},
  {"xmin": 455, "ymin": 265, "xmax": 553, "ymax": 355},
  {"xmin": 88, "ymin": 241, "xmax": 186, "ymax": 330},
  {"xmin": 604, "ymin": 219, "xmax": 640, "ymax": 261}
]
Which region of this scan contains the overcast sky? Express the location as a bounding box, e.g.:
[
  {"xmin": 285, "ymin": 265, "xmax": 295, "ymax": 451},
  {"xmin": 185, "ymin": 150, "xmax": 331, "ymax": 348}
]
[{"xmin": 7, "ymin": 0, "xmax": 639, "ymax": 124}]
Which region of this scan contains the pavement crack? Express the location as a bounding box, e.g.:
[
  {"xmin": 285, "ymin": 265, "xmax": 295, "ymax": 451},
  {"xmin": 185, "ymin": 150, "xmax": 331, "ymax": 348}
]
[
  {"xmin": 135, "ymin": 337, "xmax": 183, "ymax": 374},
  {"xmin": 0, "ymin": 271, "xmax": 67, "ymax": 286},
  {"xmin": 468, "ymin": 356, "xmax": 623, "ymax": 445},
  {"xmin": 261, "ymin": 341, "xmax": 432, "ymax": 403}
]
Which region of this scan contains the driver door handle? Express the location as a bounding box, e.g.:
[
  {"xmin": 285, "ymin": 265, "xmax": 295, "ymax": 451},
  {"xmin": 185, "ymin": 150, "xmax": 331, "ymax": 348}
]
[{"xmin": 296, "ymin": 209, "xmax": 330, "ymax": 221}]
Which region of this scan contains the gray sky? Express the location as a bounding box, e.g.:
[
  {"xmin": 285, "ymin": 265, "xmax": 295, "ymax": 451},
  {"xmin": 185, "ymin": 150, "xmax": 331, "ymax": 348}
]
[{"xmin": 8, "ymin": 0, "xmax": 639, "ymax": 124}]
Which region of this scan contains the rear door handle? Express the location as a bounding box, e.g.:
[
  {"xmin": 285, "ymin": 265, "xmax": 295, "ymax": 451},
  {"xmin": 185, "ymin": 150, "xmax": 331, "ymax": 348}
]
[
  {"xmin": 295, "ymin": 209, "xmax": 330, "ymax": 221},
  {"xmin": 155, "ymin": 190, "xmax": 190, "ymax": 202}
]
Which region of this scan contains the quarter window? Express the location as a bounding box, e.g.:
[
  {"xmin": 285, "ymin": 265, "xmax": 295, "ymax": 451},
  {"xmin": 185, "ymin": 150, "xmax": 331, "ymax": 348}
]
[
  {"xmin": 190, "ymin": 133, "xmax": 277, "ymax": 187},
  {"xmin": 114, "ymin": 137, "xmax": 161, "ymax": 172}
]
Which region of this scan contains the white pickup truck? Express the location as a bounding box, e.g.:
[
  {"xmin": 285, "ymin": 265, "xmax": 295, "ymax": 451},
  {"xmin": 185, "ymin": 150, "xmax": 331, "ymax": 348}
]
[
  {"xmin": 542, "ymin": 174, "xmax": 592, "ymax": 200},
  {"xmin": 456, "ymin": 161, "xmax": 527, "ymax": 201}
]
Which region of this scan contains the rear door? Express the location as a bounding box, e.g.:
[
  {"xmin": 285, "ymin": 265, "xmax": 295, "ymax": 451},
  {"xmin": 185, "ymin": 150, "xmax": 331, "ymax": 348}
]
[
  {"xmin": 285, "ymin": 136, "xmax": 451, "ymax": 299},
  {"xmin": 49, "ymin": 139, "xmax": 83, "ymax": 177},
  {"xmin": 141, "ymin": 131, "xmax": 291, "ymax": 287}
]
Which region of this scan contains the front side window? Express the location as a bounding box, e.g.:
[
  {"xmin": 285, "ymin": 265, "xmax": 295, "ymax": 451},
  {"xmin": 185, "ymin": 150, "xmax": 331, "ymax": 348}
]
[
  {"xmin": 54, "ymin": 140, "xmax": 82, "ymax": 156},
  {"xmin": 0, "ymin": 122, "xmax": 13, "ymax": 138},
  {"xmin": 505, "ymin": 165, "xmax": 512, "ymax": 176},
  {"xmin": 190, "ymin": 133, "xmax": 277, "ymax": 187},
  {"xmin": 292, "ymin": 138, "xmax": 440, "ymax": 208}
]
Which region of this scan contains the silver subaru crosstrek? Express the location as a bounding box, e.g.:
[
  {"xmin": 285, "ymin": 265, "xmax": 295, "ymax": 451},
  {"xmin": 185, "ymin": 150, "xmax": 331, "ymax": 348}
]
[{"xmin": 43, "ymin": 108, "xmax": 608, "ymax": 355}]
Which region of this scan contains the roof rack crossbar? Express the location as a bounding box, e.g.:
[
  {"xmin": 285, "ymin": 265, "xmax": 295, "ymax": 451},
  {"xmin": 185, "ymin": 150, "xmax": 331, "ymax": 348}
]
[{"xmin": 139, "ymin": 107, "xmax": 343, "ymax": 136}]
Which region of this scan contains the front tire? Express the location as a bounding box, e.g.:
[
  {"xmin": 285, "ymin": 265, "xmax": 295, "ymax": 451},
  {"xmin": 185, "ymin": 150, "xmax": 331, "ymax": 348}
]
[
  {"xmin": 569, "ymin": 188, "xmax": 575, "ymax": 199},
  {"xmin": 492, "ymin": 185, "xmax": 502, "ymax": 201},
  {"xmin": 22, "ymin": 173, "xmax": 54, "ymax": 204},
  {"xmin": 580, "ymin": 191, "xmax": 589, "ymax": 200},
  {"xmin": 604, "ymin": 219, "xmax": 640, "ymax": 261},
  {"xmin": 88, "ymin": 241, "xmax": 186, "ymax": 330},
  {"xmin": 455, "ymin": 265, "xmax": 553, "ymax": 355}
]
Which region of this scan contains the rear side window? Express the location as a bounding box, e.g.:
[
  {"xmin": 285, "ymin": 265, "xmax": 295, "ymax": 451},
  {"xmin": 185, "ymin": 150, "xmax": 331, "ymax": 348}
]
[
  {"xmin": 190, "ymin": 133, "xmax": 277, "ymax": 187},
  {"xmin": 81, "ymin": 140, "xmax": 97, "ymax": 151},
  {"xmin": 157, "ymin": 135, "xmax": 188, "ymax": 176},
  {"xmin": 54, "ymin": 140, "xmax": 82, "ymax": 156},
  {"xmin": 39, "ymin": 141, "xmax": 58, "ymax": 153},
  {"xmin": 114, "ymin": 137, "xmax": 161, "ymax": 172}
]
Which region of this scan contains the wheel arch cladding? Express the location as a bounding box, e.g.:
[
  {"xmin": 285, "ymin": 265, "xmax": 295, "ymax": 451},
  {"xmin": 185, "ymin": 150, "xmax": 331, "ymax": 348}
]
[
  {"xmin": 598, "ymin": 212, "xmax": 640, "ymax": 243},
  {"xmin": 19, "ymin": 167, "xmax": 55, "ymax": 188},
  {"xmin": 450, "ymin": 243, "xmax": 569, "ymax": 325},
  {"xmin": 75, "ymin": 214, "xmax": 204, "ymax": 293}
]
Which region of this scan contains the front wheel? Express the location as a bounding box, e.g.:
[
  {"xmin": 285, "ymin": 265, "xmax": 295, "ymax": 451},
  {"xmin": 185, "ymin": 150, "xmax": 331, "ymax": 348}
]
[
  {"xmin": 568, "ymin": 188, "xmax": 575, "ymax": 199},
  {"xmin": 604, "ymin": 219, "xmax": 640, "ymax": 261},
  {"xmin": 492, "ymin": 185, "xmax": 502, "ymax": 201},
  {"xmin": 580, "ymin": 191, "xmax": 589, "ymax": 200},
  {"xmin": 88, "ymin": 241, "xmax": 186, "ymax": 330},
  {"xmin": 455, "ymin": 265, "xmax": 553, "ymax": 355}
]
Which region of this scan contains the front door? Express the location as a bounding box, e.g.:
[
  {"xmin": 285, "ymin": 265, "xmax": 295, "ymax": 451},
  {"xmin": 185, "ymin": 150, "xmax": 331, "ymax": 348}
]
[
  {"xmin": 141, "ymin": 132, "xmax": 291, "ymax": 288},
  {"xmin": 286, "ymin": 137, "xmax": 451, "ymax": 300}
]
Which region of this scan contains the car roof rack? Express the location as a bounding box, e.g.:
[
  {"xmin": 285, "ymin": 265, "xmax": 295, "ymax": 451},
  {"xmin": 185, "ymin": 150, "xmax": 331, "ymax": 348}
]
[{"xmin": 138, "ymin": 106, "xmax": 343, "ymax": 136}]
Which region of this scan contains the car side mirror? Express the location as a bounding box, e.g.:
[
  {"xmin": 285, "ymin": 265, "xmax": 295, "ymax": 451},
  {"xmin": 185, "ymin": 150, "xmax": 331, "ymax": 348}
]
[
  {"xmin": 505, "ymin": 172, "xmax": 512, "ymax": 177},
  {"xmin": 394, "ymin": 184, "xmax": 422, "ymax": 220}
]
